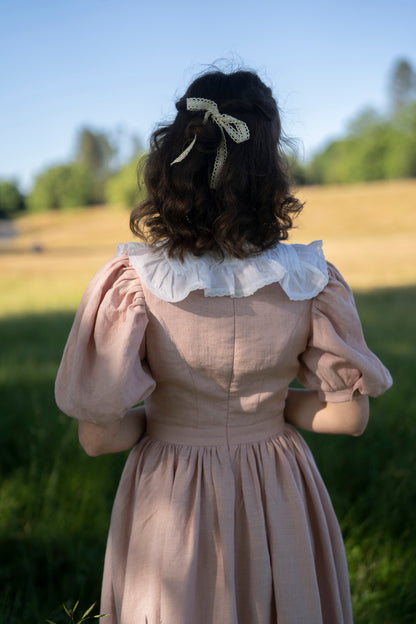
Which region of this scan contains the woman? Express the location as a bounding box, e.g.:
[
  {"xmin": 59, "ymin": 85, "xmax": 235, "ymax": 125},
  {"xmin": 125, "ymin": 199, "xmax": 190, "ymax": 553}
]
[{"xmin": 55, "ymin": 69, "xmax": 392, "ymax": 623}]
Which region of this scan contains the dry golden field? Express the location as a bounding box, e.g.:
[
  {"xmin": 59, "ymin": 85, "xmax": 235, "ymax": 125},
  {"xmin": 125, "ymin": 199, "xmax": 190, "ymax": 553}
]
[
  {"xmin": 1, "ymin": 179, "xmax": 415, "ymax": 317},
  {"xmin": 293, "ymin": 179, "xmax": 416, "ymax": 289}
]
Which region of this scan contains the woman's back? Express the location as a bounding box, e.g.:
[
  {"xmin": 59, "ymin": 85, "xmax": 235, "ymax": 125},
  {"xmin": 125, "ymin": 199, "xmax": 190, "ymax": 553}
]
[{"xmin": 144, "ymin": 281, "xmax": 310, "ymax": 445}]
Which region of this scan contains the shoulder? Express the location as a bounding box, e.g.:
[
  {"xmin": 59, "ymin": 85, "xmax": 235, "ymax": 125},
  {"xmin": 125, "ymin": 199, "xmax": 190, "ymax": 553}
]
[
  {"xmin": 313, "ymin": 260, "xmax": 356, "ymax": 310},
  {"xmin": 74, "ymin": 250, "xmax": 147, "ymax": 319}
]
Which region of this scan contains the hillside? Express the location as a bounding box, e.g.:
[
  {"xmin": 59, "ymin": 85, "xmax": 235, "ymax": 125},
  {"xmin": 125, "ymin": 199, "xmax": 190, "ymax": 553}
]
[
  {"xmin": 1, "ymin": 179, "xmax": 415, "ymax": 316},
  {"xmin": 293, "ymin": 179, "xmax": 416, "ymax": 289}
]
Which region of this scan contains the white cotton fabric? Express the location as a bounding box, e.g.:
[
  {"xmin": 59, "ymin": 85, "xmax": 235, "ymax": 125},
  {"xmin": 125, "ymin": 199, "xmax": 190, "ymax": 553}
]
[{"xmin": 116, "ymin": 240, "xmax": 328, "ymax": 303}]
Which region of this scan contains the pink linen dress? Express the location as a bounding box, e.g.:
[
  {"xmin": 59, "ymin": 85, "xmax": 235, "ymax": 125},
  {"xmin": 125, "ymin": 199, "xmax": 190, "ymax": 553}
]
[{"xmin": 55, "ymin": 241, "xmax": 392, "ymax": 624}]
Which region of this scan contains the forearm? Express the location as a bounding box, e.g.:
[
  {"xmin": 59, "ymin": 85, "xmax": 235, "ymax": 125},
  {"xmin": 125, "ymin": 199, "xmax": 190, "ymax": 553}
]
[
  {"xmin": 284, "ymin": 388, "xmax": 369, "ymax": 436},
  {"xmin": 78, "ymin": 405, "xmax": 147, "ymax": 456}
]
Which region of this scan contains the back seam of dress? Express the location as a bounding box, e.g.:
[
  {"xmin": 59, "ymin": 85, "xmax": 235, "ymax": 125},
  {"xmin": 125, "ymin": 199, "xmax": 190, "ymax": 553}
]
[{"xmin": 225, "ymin": 298, "xmax": 236, "ymax": 457}]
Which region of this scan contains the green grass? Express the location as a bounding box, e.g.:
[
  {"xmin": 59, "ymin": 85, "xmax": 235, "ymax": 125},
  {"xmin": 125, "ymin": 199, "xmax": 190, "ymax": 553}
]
[
  {"xmin": 1, "ymin": 286, "xmax": 415, "ymax": 622},
  {"xmin": 304, "ymin": 286, "xmax": 416, "ymax": 623},
  {"xmin": 0, "ymin": 311, "xmax": 127, "ymax": 623}
]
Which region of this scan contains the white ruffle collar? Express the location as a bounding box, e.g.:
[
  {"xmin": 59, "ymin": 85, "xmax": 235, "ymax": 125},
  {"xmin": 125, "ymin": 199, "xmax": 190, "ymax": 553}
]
[{"xmin": 116, "ymin": 240, "xmax": 328, "ymax": 303}]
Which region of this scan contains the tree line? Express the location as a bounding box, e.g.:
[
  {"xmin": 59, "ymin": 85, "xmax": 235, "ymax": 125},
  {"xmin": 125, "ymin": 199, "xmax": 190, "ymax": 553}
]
[
  {"xmin": 0, "ymin": 127, "xmax": 146, "ymax": 218},
  {"xmin": 294, "ymin": 58, "xmax": 416, "ymax": 185},
  {"xmin": 1, "ymin": 58, "xmax": 415, "ymax": 218}
]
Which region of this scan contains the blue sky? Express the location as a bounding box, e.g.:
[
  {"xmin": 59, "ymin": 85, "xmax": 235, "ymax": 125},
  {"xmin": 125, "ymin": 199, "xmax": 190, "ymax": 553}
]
[{"xmin": 1, "ymin": 0, "xmax": 415, "ymax": 190}]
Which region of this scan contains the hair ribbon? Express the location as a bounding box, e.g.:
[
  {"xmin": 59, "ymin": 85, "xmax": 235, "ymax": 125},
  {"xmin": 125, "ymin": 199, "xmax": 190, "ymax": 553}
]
[{"xmin": 171, "ymin": 97, "xmax": 250, "ymax": 188}]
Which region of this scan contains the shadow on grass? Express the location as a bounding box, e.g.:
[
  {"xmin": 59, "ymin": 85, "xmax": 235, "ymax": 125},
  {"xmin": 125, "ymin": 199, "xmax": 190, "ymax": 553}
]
[
  {"xmin": 0, "ymin": 311, "xmax": 127, "ymax": 623},
  {"xmin": 0, "ymin": 286, "xmax": 415, "ymax": 623},
  {"xmin": 303, "ymin": 285, "xmax": 416, "ymax": 623},
  {"xmin": 304, "ymin": 286, "xmax": 416, "ymax": 535}
]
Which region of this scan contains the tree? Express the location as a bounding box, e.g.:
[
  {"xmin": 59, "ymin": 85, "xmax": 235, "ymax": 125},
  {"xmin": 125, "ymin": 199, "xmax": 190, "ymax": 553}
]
[
  {"xmin": 28, "ymin": 164, "xmax": 95, "ymax": 212},
  {"xmin": 105, "ymin": 157, "xmax": 146, "ymax": 208},
  {"xmin": 111, "ymin": 126, "xmax": 144, "ymax": 170},
  {"xmin": 0, "ymin": 180, "xmax": 25, "ymax": 218},
  {"xmin": 297, "ymin": 58, "xmax": 416, "ymax": 185},
  {"xmin": 347, "ymin": 107, "xmax": 383, "ymax": 136},
  {"xmin": 75, "ymin": 127, "xmax": 115, "ymax": 202},
  {"xmin": 389, "ymin": 58, "xmax": 416, "ymax": 112},
  {"xmin": 385, "ymin": 102, "xmax": 416, "ymax": 178},
  {"xmin": 75, "ymin": 127, "xmax": 114, "ymax": 177}
]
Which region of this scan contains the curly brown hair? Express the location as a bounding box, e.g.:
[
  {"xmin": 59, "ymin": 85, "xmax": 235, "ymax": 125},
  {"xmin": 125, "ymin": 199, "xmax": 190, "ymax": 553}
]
[{"xmin": 130, "ymin": 69, "xmax": 303, "ymax": 259}]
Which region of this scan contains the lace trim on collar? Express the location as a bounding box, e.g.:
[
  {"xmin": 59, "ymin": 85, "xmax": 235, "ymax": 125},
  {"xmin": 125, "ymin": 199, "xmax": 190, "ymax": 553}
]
[{"xmin": 116, "ymin": 240, "xmax": 328, "ymax": 302}]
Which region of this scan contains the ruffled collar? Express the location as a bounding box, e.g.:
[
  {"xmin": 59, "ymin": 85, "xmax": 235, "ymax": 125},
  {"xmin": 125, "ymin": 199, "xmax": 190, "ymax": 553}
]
[{"xmin": 116, "ymin": 240, "xmax": 328, "ymax": 303}]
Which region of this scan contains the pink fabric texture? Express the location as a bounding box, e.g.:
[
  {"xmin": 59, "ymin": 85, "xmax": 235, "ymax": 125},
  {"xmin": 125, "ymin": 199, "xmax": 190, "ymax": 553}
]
[{"xmin": 55, "ymin": 253, "xmax": 392, "ymax": 624}]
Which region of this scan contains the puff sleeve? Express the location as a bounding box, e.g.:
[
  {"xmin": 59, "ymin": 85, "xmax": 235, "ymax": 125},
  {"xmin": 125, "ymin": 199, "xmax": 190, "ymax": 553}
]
[
  {"xmin": 55, "ymin": 254, "xmax": 156, "ymax": 423},
  {"xmin": 298, "ymin": 263, "xmax": 392, "ymax": 402}
]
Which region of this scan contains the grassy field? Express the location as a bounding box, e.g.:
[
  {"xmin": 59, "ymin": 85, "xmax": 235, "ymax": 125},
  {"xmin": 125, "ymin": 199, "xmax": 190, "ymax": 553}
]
[
  {"xmin": 1, "ymin": 180, "xmax": 416, "ymax": 622},
  {"xmin": 1, "ymin": 179, "xmax": 416, "ymax": 317}
]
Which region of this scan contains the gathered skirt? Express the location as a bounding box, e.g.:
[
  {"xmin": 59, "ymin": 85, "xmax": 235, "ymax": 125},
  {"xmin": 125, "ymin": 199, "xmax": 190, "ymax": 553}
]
[{"xmin": 100, "ymin": 424, "xmax": 353, "ymax": 624}]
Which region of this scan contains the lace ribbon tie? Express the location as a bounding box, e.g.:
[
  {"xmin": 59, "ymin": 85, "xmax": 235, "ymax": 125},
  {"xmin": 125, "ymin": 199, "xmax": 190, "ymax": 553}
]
[{"xmin": 170, "ymin": 97, "xmax": 250, "ymax": 188}]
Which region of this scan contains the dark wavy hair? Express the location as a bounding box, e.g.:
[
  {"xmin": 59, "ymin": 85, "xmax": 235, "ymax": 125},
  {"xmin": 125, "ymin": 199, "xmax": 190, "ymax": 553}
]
[{"xmin": 130, "ymin": 69, "xmax": 303, "ymax": 259}]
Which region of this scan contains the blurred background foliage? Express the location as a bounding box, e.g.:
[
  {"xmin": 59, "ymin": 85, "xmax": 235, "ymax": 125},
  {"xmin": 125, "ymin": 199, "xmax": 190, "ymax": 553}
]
[
  {"xmin": 0, "ymin": 124, "xmax": 145, "ymax": 218},
  {"xmin": 1, "ymin": 58, "xmax": 416, "ymax": 221},
  {"xmin": 294, "ymin": 58, "xmax": 416, "ymax": 185}
]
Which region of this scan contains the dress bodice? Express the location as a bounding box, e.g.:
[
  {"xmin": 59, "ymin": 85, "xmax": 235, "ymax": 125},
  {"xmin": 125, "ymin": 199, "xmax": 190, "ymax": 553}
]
[
  {"xmin": 143, "ymin": 283, "xmax": 311, "ymax": 445},
  {"xmin": 55, "ymin": 248, "xmax": 392, "ymax": 430}
]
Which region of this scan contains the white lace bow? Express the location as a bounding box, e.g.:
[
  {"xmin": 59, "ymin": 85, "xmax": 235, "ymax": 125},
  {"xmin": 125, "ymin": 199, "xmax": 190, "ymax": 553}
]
[{"xmin": 171, "ymin": 98, "xmax": 250, "ymax": 188}]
